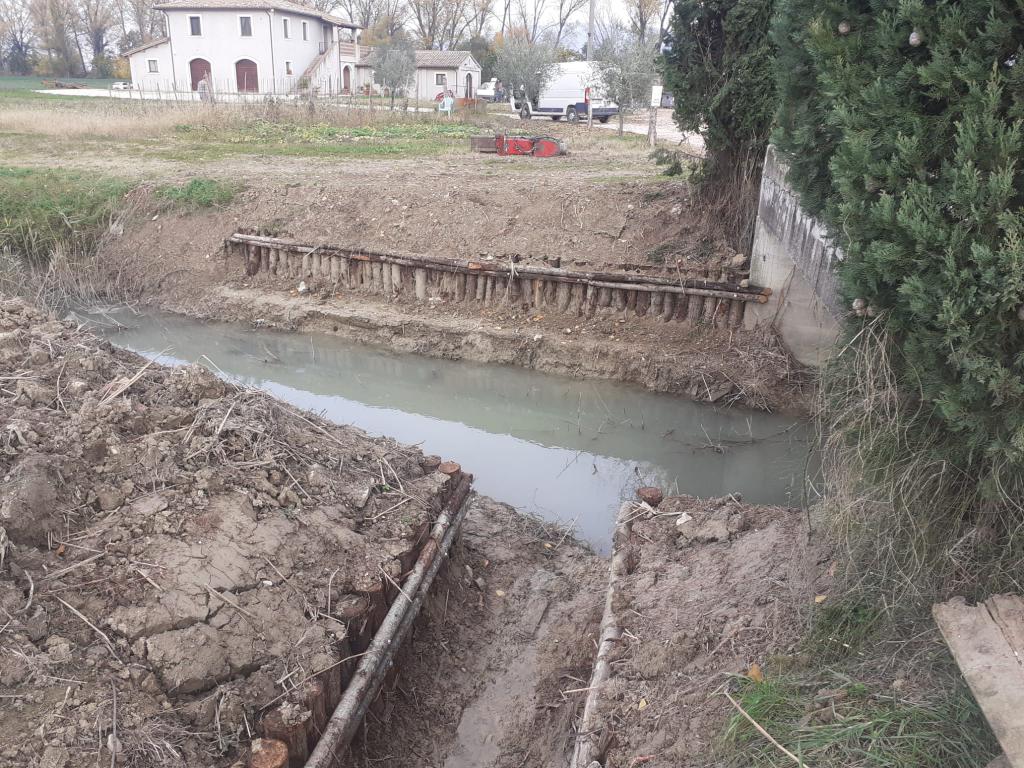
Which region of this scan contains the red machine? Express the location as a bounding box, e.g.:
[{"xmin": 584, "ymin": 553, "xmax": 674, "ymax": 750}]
[{"xmin": 495, "ymin": 134, "xmax": 567, "ymax": 157}]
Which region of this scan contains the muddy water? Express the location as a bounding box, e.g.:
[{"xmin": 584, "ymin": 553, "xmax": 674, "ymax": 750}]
[{"xmin": 83, "ymin": 308, "xmax": 811, "ymax": 553}]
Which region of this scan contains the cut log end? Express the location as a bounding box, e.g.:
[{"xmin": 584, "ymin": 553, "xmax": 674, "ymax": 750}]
[
  {"xmin": 438, "ymin": 460, "xmax": 461, "ymax": 476},
  {"xmin": 637, "ymin": 487, "xmax": 664, "ymax": 507},
  {"xmin": 249, "ymin": 738, "xmax": 289, "ymax": 768},
  {"xmin": 420, "ymin": 455, "xmax": 442, "ymax": 473}
]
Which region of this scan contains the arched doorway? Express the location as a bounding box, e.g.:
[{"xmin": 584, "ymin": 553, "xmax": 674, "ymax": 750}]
[
  {"xmin": 342, "ymin": 66, "xmax": 351, "ymax": 93},
  {"xmin": 465, "ymin": 72, "xmax": 472, "ymax": 98},
  {"xmin": 235, "ymin": 59, "xmax": 258, "ymax": 92},
  {"xmin": 189, "ymin": 58, "xmax": 211, "ymax": 91}
]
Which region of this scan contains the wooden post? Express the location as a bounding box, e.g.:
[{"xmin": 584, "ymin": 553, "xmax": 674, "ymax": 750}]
[
  {"xmin": 533, "ymin": 279, "xmax": 543, "ymax": 308},
  {"xmin": 311, "ymin": 252, "xmax": 322, "ymax": 278},
  {"xmin": 662, "ymin": 293, "xmax": 675, "ymax": 322},
  {"xmin": 475, "ymin": 273, "xmax": 486, "ymax": 302},
  {"xmin": 269, "ymin": 249, "xmax": 279, "ymax": 275},
  {"xmin": 598, "ymin": 287, "xmax": 612, "ymax": 310},
  {"xmin": 330, "ymin": 255, "xmax": 340, "ymax": 283},
  {"xmin": 456, "ymin": 273, "xmax": 466, "ymax": 301},
  {"xmin": 703, "ymin": 296, "xmax": 718, "ymax": 325},
  {"xmin": 415, "ymin": 268, "xmax": 427, "ymax": 300},
  {"xmin": 391, "ymin": 264, "xmax": 402, "ymax": 293},
  {"xmin": 557, "ymin": 282, "xmax": 572, "ymax": 312},
  {"xmin": 650, "ymin": 292, "xmax": 663, "ymax": 318},
  {"xmin": 262, "ymin": 707, "xmax": 310, "ymax": 768},
  {"xmin": 613, "ymin": 289, "xmax": 627, "ymax": 313},
  {"xmin": 301, "ymin": 252, "xmax": 311, "ymax": 278},
  {"xmin": 625, "ymin": 290, "xmax": 637, "ymax": 315},
  {"xmin": 260, "ymin": 247, "xmax": 270, "ymax": 273},
  {"xmin": 687, "ymin": 295, "xmax": 704, "ymax": 324},
  {"xmin": 635, "ymin": 291, "xmax": 650, "ymax": 317},
  {"xmin": 466, "ymin": 274, "xmax": 478, "ymax": 302}
]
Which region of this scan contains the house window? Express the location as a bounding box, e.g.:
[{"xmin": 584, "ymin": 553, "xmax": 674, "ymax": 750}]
[
  {"xmin": 282, "ymin": 17, "xmax": 290, "ymax": 38},
  {"xmin": 435, "ymin": 73, "xmax": 445, "ymax": 85},
  {"xmin": 239, "ymin": 16, "xmax": 252, "ymax": 36},
  {"xmin": 147, "ymin": 59, "xmax": 158, "ymax": 73},
  {"xmin": 302, "ymin": 21, "xmax": 308, "ymax": 40},
  {"xmin": 285, "ymin": 61, "xmax": 292, "ymax": 75},
  {"xmin": 189, "ymin": 15, "xmax": 201, "ymax": 35}
]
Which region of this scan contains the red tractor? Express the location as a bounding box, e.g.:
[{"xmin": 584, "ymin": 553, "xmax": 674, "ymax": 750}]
[{"xmin": 495, "ymin": 134, "xmax": 567, "ymax": 158}]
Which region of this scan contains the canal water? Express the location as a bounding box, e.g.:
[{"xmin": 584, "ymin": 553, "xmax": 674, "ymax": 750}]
[{"xmin": 80, "ymin": 308, "xmax": 812, "ymax": 553}]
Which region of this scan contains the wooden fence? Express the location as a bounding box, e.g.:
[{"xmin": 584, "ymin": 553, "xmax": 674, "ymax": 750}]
[{"xmin": 226, "ymin": 233, "xmax": 771, "ymax": 329}]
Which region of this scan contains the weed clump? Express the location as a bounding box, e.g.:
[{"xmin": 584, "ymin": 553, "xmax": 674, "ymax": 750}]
[
  {"xmin": 0, "ymin": 166, "xmax": 128, "ymax": 267},
  {"xmin": 156, "ymin": 177, "xmax": 239, "ymax": 208}
]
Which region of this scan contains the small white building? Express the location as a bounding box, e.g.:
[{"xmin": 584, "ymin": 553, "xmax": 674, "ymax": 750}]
[
  {"xmin": 125, "ymin": 0, "xmax": 362, "ymax": 96},
  {"xmin": 354, "ymin": 49, "xmax": 481, "ymax": 99}
]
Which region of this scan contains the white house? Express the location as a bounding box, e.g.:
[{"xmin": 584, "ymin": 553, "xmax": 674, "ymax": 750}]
[
  {"xmin": 125, "ymin": 0, "xmax": 362, "ymax": 96},
  {"xmin": 354, "ymin": 49, "xmax": 482, "ymax": 99}
]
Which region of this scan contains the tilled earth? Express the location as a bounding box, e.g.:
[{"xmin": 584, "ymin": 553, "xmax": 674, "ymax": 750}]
[{"xmin": 0, "ymin": 296, "xmax": 455, "ymax": 767}]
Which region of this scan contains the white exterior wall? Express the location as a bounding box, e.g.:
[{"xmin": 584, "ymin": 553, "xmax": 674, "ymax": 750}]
[
  {"xmin": 414, "ymin": 67, "xmax": 456, "ymax": 100},
  {"xmin": 130, "ymin": 9, "xmax": 336, "ymax": 94},
  {"xmin": 128, "ymin": 42, "xmax": 173, "ymax": 92}
]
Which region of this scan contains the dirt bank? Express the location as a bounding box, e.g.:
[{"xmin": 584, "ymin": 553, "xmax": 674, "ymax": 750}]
[{"xmin": 578, "ymin": 495, "xmax": 830, "ymax": 768}]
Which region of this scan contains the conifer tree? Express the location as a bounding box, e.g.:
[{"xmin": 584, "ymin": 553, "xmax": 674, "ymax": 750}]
[{"xmin": 774, "ymin": 0, "xmax": 1024, "ymax": 473}]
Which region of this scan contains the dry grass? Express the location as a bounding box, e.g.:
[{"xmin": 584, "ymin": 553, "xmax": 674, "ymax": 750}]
[
  {"xmin": 819, "ymin": 317, "xmax": 1024, "ymax": 612},
  {"xmin": 0, "ymin": 98, "xmax": 474, "ymax": 141}
]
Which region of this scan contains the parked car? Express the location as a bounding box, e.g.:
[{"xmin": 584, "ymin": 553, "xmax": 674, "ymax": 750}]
[
  {"xmin": 510, "ymin": 62, "xmax": 617, "ymax": 123},
  {"xmin": 477, "ymin": 78, "xmax": 498, "ymax": 101},
  {"xmin": 110, "ymin": 81, "xmax": 131, "ymax": 91}
]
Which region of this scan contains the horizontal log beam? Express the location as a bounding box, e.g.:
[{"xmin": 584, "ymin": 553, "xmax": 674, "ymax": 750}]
[{"xmin": 227, "ymin": 234, "xmax": 770, "ymax": 302}]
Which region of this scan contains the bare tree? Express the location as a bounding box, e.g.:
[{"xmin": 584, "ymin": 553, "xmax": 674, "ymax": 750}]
[
  {"xmin": 31, "ymin": 0, "xmax": 80, "ymax": 74},
  {"xmin": 371, "ymin": 29, "xmax": 414, "ymax": 105},
  {"xmin": 463, "ymin": 0, "xmax": 492, "ymax": 40},
  {"xmin": 78, "ymin": 0, "xmax": 116, "ymax": 72},
  {"xmin": 1, "ymin": 0, "xmax": 36, "ymax": 73},
  {"xmin": 512, "ymin": 0, "xmax": 546, "ymax": 43},
  {"xmin": 551, "ymin": 0, "xmax": 584, "ymax": 47},
  {"xmin": 623, "ymin": 0, "xmax": 657, "ymax": 45}
]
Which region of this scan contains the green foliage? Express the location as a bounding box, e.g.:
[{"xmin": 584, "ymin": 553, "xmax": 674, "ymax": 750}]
[
  {"xmin": 723, "ymin": 671, "xmax": 998, "ymax": 768},
  {"xmin": 662, "ymin": 0, "xmax": 777, "ymax": 185},
  {"xmin": 156, "ymin": 178, "xmax": 239, "ymax": 209},
  {"xmin": 0, "ymin": 166, "xmax": 128, "ymax": 267},
  {"xmin": 370, "ymin": 32, "xmax": 416, "ymax": 101},
  {"xmin": 774, "ymin": 1, "xmax": 1024, "ymax": 479}
]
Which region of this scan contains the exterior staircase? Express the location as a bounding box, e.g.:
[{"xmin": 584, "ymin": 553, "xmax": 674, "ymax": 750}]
[{"xmin": 295, "ymin": 41, "xmax": 334, "ymax": 95}]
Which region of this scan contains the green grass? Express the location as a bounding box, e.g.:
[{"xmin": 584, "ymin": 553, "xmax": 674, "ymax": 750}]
[
  {"xmin": 0, "ymin": 75, "xmax": 122, "ymax": 104},
  {"xmin": 0, "ymin": 165, "xmax": 129, "ymax": 266},
  {"xmin": 722, "ymin": 670, "xmax": 998, "ymax": 768},
  {"xmin": 157, "ymin": 118, "xmax": 476, "ymax": 160},
  {"xmin": 156, "ymin": 177, "xmax": 239, "ymax": 208}
]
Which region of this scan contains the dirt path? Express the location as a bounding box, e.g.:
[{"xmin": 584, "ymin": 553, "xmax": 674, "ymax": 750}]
[{"xmin": 353, "ymin": 496, "xmax": 605, "ymax": 768}]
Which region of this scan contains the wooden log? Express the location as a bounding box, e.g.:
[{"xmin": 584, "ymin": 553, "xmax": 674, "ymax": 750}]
[
  {"xmin": 244, "ymin": 245, "xmax": 259, "ymax": 276},
  {"xmin": 569, "ymin": 283, "xmax": 585, "ymax": 315},
  {"xmin": 262, "ymin": 707, "xmax": 310, "ymax": 768},
  {"xmin": 544, "ymin": 279, "xmax": 557, "ymax": 307},
  {"xmin": 584, "ymin": 284, "xmax": 598, "ymax": 317},
  {"xmin": 557, "ymin": 282, "xmax": 572, "ymax": 312},
  {"xmin": 260, "ymin": 247, "xmax": 270, "ymax": 273},
  {"xmin": 715, "ymin": 299, "xmax": 730, "ymax": 328},
  {"xmin": 475, "ymin": 273, "xmax": 486, "ymax": 301},
  {"xmin": 382, "ymin": 260, "xmax": 393, "ymax": 294},
  {"xmin": 625, "ymin": 290, "xmax": 637, "ymax": 315},
  {"xmin": 613, "ymin": 289, "xmax": 627, "ymax": 312},
  {"xmin": 533, "ymin": 279, "xmax": 543, "ymax": 309},
  {"xmin": 485, "ymin": 276, "xmax": 496, "ymax": 305},
  {"xmin": 598, "ymin": 287, "xmax": 612, "ymax": 309},
  {"xmin": 301, "ymin": 252, "xmax": 311, "ymax": 278},
  {"xmin": 329, "ymin": 255, "xmax": 340, "ymax": 283},
  {"xmin": 305, "ymin": 679, "xmax": 327, "ymax": 751},
  {"xmin": 415, "ymin": 268, "xmax": 427, "ymax": 300},
  {"xmin": 635, "ymin": 291, "xmax": 650, "ymax": 317},
  {"xmin": 228, "ymin": 234, "xmax": 771, "ymax": 297},
  {"xmin": 662, "ymin": 293, "xmax": 675, "ymax": 322},
  {"xmin": 311, "ymin": 252, "xmax": 322, "ymax": 278},
  {"xmin": 249, "ymin": 738, "xmax": 289, "ymax": 768},
  {"xmin": 650, "ymin": 292, "xmax": 663, "ymax": 317},
  {"xmin": 521, "ymin": 278, "xmax": 533, "ymax": 307},
  {"xmin": 391, "ymin": 264, "xmax": 402, "ymax": 293},
  {"xmin": 703, "ymin": 295, "xmax": 718, "ymax": 325},
  {"xmin": 465, "ymin": 274, "xmax": 478, "ymax": 302},
  {"xmin": 674, "ymin": 294, "xmax": 689, "ymax": 323},
  {"xmin": 687, "ymin": 295, "xmax": 704, "ymax": 324}
]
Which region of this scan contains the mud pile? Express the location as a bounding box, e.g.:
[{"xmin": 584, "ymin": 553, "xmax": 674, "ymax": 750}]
[
  {"xmin": 0, "ymin": 297, "xmax": 449, "ymax": 767},
  {"xmin": 589, "ymin": 495, "xmax": 829, "ymax": 767}
]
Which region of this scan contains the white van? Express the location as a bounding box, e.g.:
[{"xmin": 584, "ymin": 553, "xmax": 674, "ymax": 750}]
[{"xmin": 510, "ymin": 61, "xmax": 618, "ymax": 123}]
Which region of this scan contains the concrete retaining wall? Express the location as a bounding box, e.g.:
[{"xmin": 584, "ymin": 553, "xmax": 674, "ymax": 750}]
[{"xmin": 745, "ymin": 145, "xmax": 842, "ymax": 367}]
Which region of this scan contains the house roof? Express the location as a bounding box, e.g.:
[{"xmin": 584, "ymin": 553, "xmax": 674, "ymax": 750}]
[
  {"xmin": 123, "ymin": 36, "xmax": 170, "ymax": 56},
  {"xmin": 414, "ymin": 50, "xmax": 478, "ymax": 69},
  {"xmin": 152, "ymin": 0, "xmax": 359, "ymax": 28}
]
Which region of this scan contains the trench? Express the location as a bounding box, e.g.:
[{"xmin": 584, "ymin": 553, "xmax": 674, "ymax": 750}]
[{"xmin": 80, "ymin": 306, "xmax": 812, "ymax": 554}]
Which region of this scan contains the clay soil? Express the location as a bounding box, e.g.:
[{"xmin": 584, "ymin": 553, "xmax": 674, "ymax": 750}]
[
  {"xmin": 0, "ymin": 296, "xmax": 461, "ymax": 767},
  {"xmin": 592, "ymin": 496, "xmax": 831, "ymax": 768}
]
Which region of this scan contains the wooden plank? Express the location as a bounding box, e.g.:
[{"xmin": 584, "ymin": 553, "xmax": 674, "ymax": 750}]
[
  {"xmin": 933, "ymin": 596, "xmax": 1024, "ymax": 768},
  {"xmin": 987, "ymin": 595, "xmax": 1024, "ymax": 665}
]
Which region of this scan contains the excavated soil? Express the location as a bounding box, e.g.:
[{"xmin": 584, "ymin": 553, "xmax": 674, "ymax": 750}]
[
  {"xmin": 0, "ymin": 296, "xmax": 455, "ymax": 767},
  {"xmin": 593, "ymin": 496, "xmax": 830, "ymax": 768}
]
